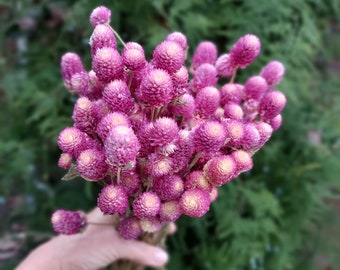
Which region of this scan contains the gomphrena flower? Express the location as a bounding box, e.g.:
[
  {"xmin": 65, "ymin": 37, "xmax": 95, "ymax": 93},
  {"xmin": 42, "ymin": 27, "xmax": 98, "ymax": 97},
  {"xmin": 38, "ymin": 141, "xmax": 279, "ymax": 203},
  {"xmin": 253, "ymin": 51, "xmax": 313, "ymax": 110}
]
[
  {"xmin": 191, "ymin": 41, "xmax": 217, "ymax": 71},
  {"xmin": 220, "ymin": 83, "xmax": 244, "ymax": 105},
  {"xmin": 268, "ymin": 114, "xmax": 283, "ymax": 131},
  {"xmin": 70, "ymin": 71, "xmax": 90, "ymax": 96},
  {"xmin": 120, "ymin": 171, "xmax": 141, "ymax": 196},
  {"xmin": 204, "ymin": 155, "xmax": 236, "ymax": 186},
  {"xmin": 230, "ymin": 34, "xmax": 261, "ymax": 69},
  {"xmin": 150, "ymin": 117, "xmax": 179, "ymax": 147},
  {"xmin": 195, "ymin": 86, "xmax": 220, "ymax": 118},
  {"xmin": 96, "ymin": 112, "xmax": 131, "ymax": 141},
  {"xmin": 171, "ymin": 66, "xmax": 189, "ymax": 97},
  {"xmin": 215, "ymin": 53, "xmax": 235, "ymax": 78},
  {"xmin": 97, "ymin": 184, "xmax": 129, "ymax": 215},
  {"xmin": 259, "ymin": 90, "xmax": 287, "ymax": 121},
  {"xmin": 260, "ymin": 60, "xmax": 285, "ymax": 87},
  {"xmin": 61, "ymin": 52, "xmax": 85, "ymax": 90},
  {"xmin": 133, "ymin": 192, "xmax": 161, "ymax": 219},
  {"xmin": 191, "ymin": 63, "xmax": 218, "ymax": 91},
  {"xmin": 152, "ymin": 174, "xmax": 184, "ymax": 201},
  {"xmin": 58, "ymin": 153, "xmax": 72, "ymax": 170},
  {"xmin": 118, "ymin": 216, "xmax": 142, "ymax": 240},
  {"xmin": 159, "ymin": 200, "xmax": 182, "ymax": 222},
  {"xmin": 240, "ymin": 123, "xmax": 261, "ymax": 150},
  {"xmin": 153, "ymin": 41, "xmax": 185, "ymax": 74},
  {"xmin": 76, "ymin": 148, "xmax": 108, "ymax": 181},
  {"xmin": 224, "ymin": 102, "xmax": 244, "ymax": 120},
  {"xmin": 170, "ymin": 93, "xmax": 195, "ymax": 119},
  {"xmin": 51, "ymin": 209, "xmax": 86, "ymax": 235},
  {"xmin": 58, "ymin": 127, "xmax": 87, "ymax": 158},
  {"xmin": 222, "ymin": 119, "xmax": 245, "ymax": 147},
  {"xmin": 243, "ymin": 75, "xmax": 268, "ymax": 100},
  {"xmin": 90, "ymin": 24, "xmax": 116, "ymax": 57},
  {"xmin": 185, "ymin": 170, "xmax": 212, "ymax": 192},
  {"xmin": 140, "ymin": 217, "xmax": 163, "ymax": 233},
  {"xmin": 179, "ymin": 188, "xmax": 211, "ymax": 218},
  {"xmin": 256, "ymin": 122, "xmax": 273, "ymax": 148},
  {"xmin": 122, "ymin": 47, "xmax": 146, "ymax": 71},
  {"xmin": 147, "ymin": 154, "xmax": 174, "ymax": 177},
  {"xmin": 89, "ymin": 5, "xmax": 111, "ymax": 26},
  {"xmin": 166, "ymin": 32, "xmax": 188, "ymax": 50},
  {"xmin": 72, "ymin": 96, "xmax": 98, "ymax": 134},
  {"xmin": 231, "ymin": 150, "xmax": 253, "ymax": 174}
]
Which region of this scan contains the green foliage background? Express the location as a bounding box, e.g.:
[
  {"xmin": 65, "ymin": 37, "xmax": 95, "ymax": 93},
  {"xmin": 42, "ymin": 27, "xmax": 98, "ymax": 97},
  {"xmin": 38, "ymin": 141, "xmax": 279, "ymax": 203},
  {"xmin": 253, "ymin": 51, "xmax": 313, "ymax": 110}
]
[{"xmin": 1, "ymin": 0, "xmax": 340, "ymax": 269}]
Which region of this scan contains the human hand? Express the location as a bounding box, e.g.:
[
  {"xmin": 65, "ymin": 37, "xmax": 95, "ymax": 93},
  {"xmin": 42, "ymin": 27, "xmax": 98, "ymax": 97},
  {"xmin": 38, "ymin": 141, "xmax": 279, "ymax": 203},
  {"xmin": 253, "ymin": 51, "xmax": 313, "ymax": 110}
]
[{"xmin": 16, "ymin": 208, "xmax": 175, "ymax": 270}]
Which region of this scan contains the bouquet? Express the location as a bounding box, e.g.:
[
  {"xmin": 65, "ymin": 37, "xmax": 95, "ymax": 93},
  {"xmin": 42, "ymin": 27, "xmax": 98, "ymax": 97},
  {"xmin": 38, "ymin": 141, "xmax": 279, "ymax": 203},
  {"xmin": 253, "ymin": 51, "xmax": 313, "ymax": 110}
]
[{"xmin": 52, "ymin": 5, "xmax": 286, "ymax": 269}]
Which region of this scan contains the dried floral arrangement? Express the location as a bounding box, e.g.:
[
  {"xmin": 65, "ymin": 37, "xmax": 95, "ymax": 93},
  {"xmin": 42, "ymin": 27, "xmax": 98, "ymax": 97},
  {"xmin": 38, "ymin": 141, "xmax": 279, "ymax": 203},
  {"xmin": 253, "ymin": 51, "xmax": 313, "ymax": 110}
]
[{"xmin": 52, "ymin": 5, "xmax": 286, "ymax": 268}]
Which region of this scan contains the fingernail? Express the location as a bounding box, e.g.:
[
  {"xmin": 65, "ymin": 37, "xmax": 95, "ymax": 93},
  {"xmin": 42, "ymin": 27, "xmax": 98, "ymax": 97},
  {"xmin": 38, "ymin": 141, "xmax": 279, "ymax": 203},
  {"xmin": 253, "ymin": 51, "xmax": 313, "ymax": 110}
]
[{"xmin": 153, "ymin": 250, "xmax": 168, "ymax": 265}]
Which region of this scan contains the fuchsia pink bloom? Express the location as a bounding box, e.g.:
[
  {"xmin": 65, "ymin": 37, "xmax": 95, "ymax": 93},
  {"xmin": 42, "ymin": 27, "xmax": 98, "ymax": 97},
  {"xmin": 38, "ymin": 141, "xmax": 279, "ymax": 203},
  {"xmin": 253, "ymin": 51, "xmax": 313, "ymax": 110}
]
[{"xmin": 55, "ymin": 5, "xmax": 287, "ymax": 238}]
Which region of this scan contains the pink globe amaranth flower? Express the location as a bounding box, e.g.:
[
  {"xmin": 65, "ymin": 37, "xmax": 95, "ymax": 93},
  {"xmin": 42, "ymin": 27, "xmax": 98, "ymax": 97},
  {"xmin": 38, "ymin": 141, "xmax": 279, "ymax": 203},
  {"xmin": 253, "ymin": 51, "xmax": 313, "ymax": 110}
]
[
  {"xmin": 72, "ymin": 96, "xmax": 98, "ymax": 134},
  {"xmin": 195, "ymin": 86, "xmax": 220, "ymax": 118},
  {"xmin": 147, "ymin": 154, "xmax": 174, "ymax": 177},
  {"xmin": 220, "ymin": 83, "xmax": 244, "ymax": 105},
  {"xmin": 122, "ymin": 48, "xmax": 146, "ymax": 71},
  {"xmin": 255, "ymin": 122, "xmax": 273, "ymax": 148},
  {"xmin": 259, "ymin": 90, "xmax": 286, "ymax": 121},
  {"xmin": 58, "ymin": 127, "xmax": 87, "ymax": 158},
  {"xmin": 150, "ymin": 117, "xmax": 179, "ymax": 147},
  {"xmin": 196, "ymin": 150, "xmax": 223, "ymax": 169},
  {"xmin": 171, "ymin": 130, "xmax": 195, "ymax": 172},
  {"xmin": 105, "ymin": 125, "xmax": 141, "ymax": 167},
  {"xmin": 152, "ymin": 174, "xmax": 184, "ymax": 201},
  {"xmin": 125, "ymin": 41, "xmax": 144, "ymax": 52},
  {"xmin": 193, "ymin": 121, "xmax": 227, "ymax": 153},
  {"xmin": 231, "ymin": 149, "xmax": 253, "ymax": 174},
  {"xmin": 240, "ymin": 123, "xmax": 261, "ymax": 150},
  {"xmin": 136, "ymin": 68, "xmax": 173, "ymax": 107},
  {"xmin": 224, "ymin": 102, "xmax": 244, "ymax": 120},
  {"xmin": 58, "ymin": 153, "xmax": 72, "ymax": 170},
  {"xmin": 204, "ymin": 155, "xmax": 236, "ymax": 186},
  {"xmin": 179, "ymin": 188, "xmax": 211, "ymax": 218},
  {"xmin": 96, "ymin": 112, "xmax": 131, "ymax": 141},
  {"xmin": 136, "ymin": 122, "xmax": 154, "ymax": 157},
  {"xmin": 192, "ymin": 63, "xmax": 218, "ymax": 91},
  {"xmin": 76, "ymin": 148, "xmax": 108, "ymax": 181},
  {"xmin": 267, "ymin": 114, "xmax": 282, "ymax": 131},
  {"xmin": 61, "ymin": 52, "xmax": 85, "ymax": 89},
  {"xmin": 230, "ymin": 34, "xmax": 261, "ymax": 69},
  {"xmin": 140, "ymin": 217, "xmax": 163, "ymax": 233},
  {"xmin": 212, "ymin": 107, "xmax": 225, "ymax": 121},
  {"xmin": 88, "ymin": 70, "xmax": 104, "ymax": 100},
  {"xmin": 159, "ymin": 201, "xmax": 182, "ymax": 222},
  {"xmin": 93, "ymin": 98, "xmax": 109, "ymax": 119},
  {"xmin": 84, "ymin": 133, "xmax": 102, "ymax": 150},
  {"xmin": 242, "ymin": 98, "xmax": 259, "ymax": 118},
  {"xmin": 185, "ymin": 170, "xmax": 212, "ymax": 192},
  {"xmin": 69, "ymin": 71, "xmax": 90, "ymax": 96},
  {"xmin": 171, "ymin": 66, "xmax": 189, "ymax": 97},
  {"xmin": 166, "ymin": 32, "xmax": 188, "ymax": 50},
  {"xmin": 51, "ymin": 209, "xmax": 86, "ymax": 235},
  {"xmin": 209, "ymin": 187, "xmax": 219, "ymax": 202},
  {"xmin": 120, "ymin": 171, "xmax": 141, "ymax": 196},
  {"xmin": 118, "ymin": 216, "xmax": 142, "ymax": 240},
  {"xmin": 152, "ymin": 41, "xmax": 185, "ymax": 74},
  {"xmin": 243, "ymin": 75, "xmax": 268, "ymax": 100},
  {"xmin": 97, "ymin": 184, "xmax": 129, "ymax": 215},
  {"xmin": 102, "ymin": 80, "xmax": 135, "ymax": 115},
  {"xmin": 260, "ymin": 60, "xmax": 285, "ymax": 87},
  {"xmin": 90, "ymin": 6, "xmax": 111, "ymax": 26},
  {"xmin": 92, "ymin": 47, "xmax": 124, "ymax": 83},
  {"xmin": 133, "ymin": 192, "xmax": 161, "ymax": 219},
  {"xmin": 170, "ymin": 93, "xmax": 195, "ymax": 119},
  {"xmin": 191, "ymin": 41, "xmax": 218, "ymax": 71},
  {"xmin": 215, "ymin": 53, "xmax": 236, "ymax": 77},
  {"xmin": 90, "ymin": 24, "xmax": 116, "ymax": 57},
  {"xmin": 222, "ymin": 119, "xmax": 245, "ymax": 148}
]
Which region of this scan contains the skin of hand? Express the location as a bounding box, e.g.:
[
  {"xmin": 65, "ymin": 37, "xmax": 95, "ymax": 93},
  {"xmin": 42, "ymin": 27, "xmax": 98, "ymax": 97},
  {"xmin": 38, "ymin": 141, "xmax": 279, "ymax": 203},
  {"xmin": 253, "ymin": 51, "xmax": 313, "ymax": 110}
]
[{"xmin": 16, "ymin": 208, "xmax": 175, "ymax": 270}]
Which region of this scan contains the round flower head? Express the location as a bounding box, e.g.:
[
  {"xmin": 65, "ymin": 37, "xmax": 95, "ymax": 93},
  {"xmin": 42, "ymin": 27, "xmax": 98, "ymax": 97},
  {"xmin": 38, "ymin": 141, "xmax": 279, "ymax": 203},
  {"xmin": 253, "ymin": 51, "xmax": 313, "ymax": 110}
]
[
  {"xmin": 105, "ymin": 125, "xmax": 141, "ymax": 167},
  {"xmin": 171, "ymin": 66, "xmax": 189, "ymax": 97},
  {"xmin": 97, "ymin": 184, "xmax": 129, "ymax": 215},
  {"xmin": 192, "ymin": 63, "xmax": 218, "ymax": 90},
  {"xmin": 122, "ymin": 48, "xmax": 146, "ymax": 71},
  {"xmin": 259, "ymin": 90, "xmax": 286, "ymax": 121},
  {"xmin": 84, "ymin": 133, "xmax": 102, "ymax": 150},
  {"xmin": 215, "ymin": 53, "xmax": 236, "ymax": 77},
  {"xmin": 102, "ymin": 80, "xmax": 135, "ymax": 115},
  {"xmin": 212, "ymin": 107, "xmax": 225, "ymax": 121},
  {"xmin": 120, "ymin": 171, "xmax": 141, "ymax": 196},
  {"xmin": 133, "ymin": 192, "xmax": 161, "ymax": 219},
  {"xmin": 171, "ymin": 130, "xmax": 195, "ymax": 172},
  {"xmin": 93, "ymin": 98, "xmax": 109, "ymax": 119},
  {"xmin": 136, "ymin": 68, "xmax": 173, "ymax": 107},
  {"xmin": 209, "ymin": 187, "xmax": 219, "ymax": 202},
  {"xmin": 90, "ymin": 6, "xmax": 111, "ymax": 26},
  {"xmin": 96, "ymin": 112, "xmax": 131, "ymax": 141},
  {"xmin": 90, "ymin": 24, "xmax": 116, "ymax": 56},
  {"xmin": 51, "ymin": 209, "xmax": 86, "ymax": 235},
  {"xmin": 185, "ymin": 170, "xmax": 212, "ymax": 192},
  {"xmin": 242, "ymin": 99, "xmax": 259, "ymax": 118},
  {"xmin": 88, "ymin": 70, "xmax": 104, "ymax": 100},
  {"xmin": 61, "ymin": 52, "xmax": 85, "ymax": 89},
  {"xmin": 240, "ymin": 123, "xmax": 261, "ymax": 150},
  {"xmin": 118, "ymin": 216, "xmax": 142, "ymax": 240},
  {"xmin": 191, "ymin": 41, "xmax": 217, "ymax": 71},
  {"xmin": 76, "ymin": 148, "xmax": 108, "ymax": 181},
  {"xmin": 220, "ymin": 83, "xmax": 244, "ymax": 105},
  {"xmin": 195, "ymin": 86, "xmax": 220, "ymax": 118},
  {"xmin": 222, "ymin": 119, "xmax": 245, "ymax": 148},
  {"xmin": 72, "ymin": 96, "xmax": 98, "ymax": 134},
  {"xmin": 152, "ymin": 41, "xmax": 185, "ymax": 74},
  {"xmin": 260, "ymin": 60, "xmax": 285, "ymax": 87},
  {"xmin": 170, "ymin": 93, "xmax": 195, "ymax": 119},
  {"xmin": 243, "ymin": 75, "xmax": 268, "ymax": 100},
  {"xmin": 136, "ymin": 122, "xmax": 154, "ymax": 157},
  {"xmin": 152, "ymin": 174, "xmax": 184, "ymax": 201},
  {"xmin": 58, "ymin": 127, "xmax": 87, "ymax": 158},
  {"xmin": 193, "ymin": 121, "xmax": 227, "ymax": 153},
  {"xmin": 179, "ymin": 188, "xmax": 211, "ymax": 218},
  {"xmin": 70, "ymin": 71, "xmax": 90, "ymax": 96},
  {"xmin": 256, "ymin": 122, "xmax": 273, "ymax": 148},
  {"xmin": 125, "ymin": 41, "xmax": 144, "ymax": 52},
  {"xmin": 230, "ymin": 34, "xmax": 261, "ymax": 69},
  {"xmin": 231, "ymin": 149, "xmax": 253, "ymax": 174},
  {"xmin": 140, "ymin": 217, "xmax": 163, "ymax": 233},
  {"xmin": 58, "ymin": 153, "xmax": 72, "ymax": 170},
  {"xmin": 159, "ymin": 201, "xmax": 182, "ymax": 222},
  {"xmin": 92, "ymin": 47, "xmax": 123, "ymax": 83},
  {"xmin": 150, "ymin": 117, "xmax": 179, "ymax": 147},
  {"xmin": 204, "ymin": 155, "xmax": 236, "ymax": 186},
  {"xmin": 147, "ymin": 154, "xmax": 173, "ymax": 177},
  {"xmin": 224, "ymin": 102, "xmax": 244, "ymax": 120},
  {"xmin": 268, "ymin": 114, "xmax": 282, "ymax": 131},
  {"xmin": 166, "ymin": 32, "xmax": 188, "ymax": 50}
]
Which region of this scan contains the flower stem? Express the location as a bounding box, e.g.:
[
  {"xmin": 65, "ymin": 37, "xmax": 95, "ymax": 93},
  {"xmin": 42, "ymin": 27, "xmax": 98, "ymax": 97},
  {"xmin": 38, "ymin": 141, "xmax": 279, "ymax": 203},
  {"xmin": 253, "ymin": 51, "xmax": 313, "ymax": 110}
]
[{"xmin": 109, "ymin": 25, "xmax": 127, "ymax": 48}]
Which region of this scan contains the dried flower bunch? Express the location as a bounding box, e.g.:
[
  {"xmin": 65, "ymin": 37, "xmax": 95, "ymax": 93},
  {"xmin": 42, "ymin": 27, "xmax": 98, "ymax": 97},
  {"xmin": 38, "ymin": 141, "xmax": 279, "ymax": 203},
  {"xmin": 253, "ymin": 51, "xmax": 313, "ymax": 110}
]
[{"xmin": 53, "ymin": 6, "xmax": 286, "ymax": 239}]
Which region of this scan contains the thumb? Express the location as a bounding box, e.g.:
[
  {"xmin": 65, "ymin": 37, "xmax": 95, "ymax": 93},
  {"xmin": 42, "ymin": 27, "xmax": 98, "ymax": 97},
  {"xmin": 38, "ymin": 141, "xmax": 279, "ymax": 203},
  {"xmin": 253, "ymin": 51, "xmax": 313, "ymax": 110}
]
[{"xmin": 114, "ymin": 238, "xmax": 169, "ymax": 267}]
